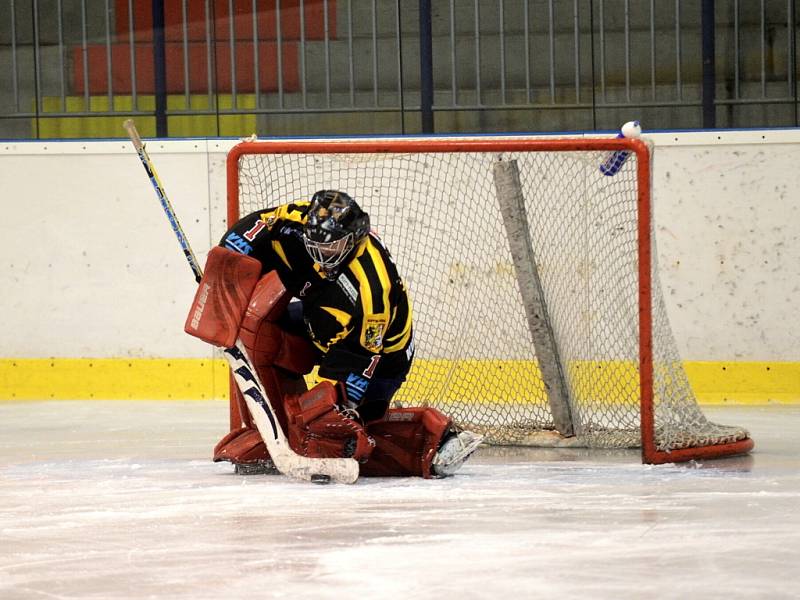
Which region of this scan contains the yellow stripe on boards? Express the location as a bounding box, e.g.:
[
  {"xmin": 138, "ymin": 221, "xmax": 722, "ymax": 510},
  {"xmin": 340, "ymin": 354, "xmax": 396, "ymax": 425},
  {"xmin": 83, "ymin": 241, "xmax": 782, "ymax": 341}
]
[
  {"xmin": 0, "ymin": 359, "xmax": 797, "ymax": 404},
  {"xmin": 684, "ymin": 361, "xmax": 800, "ymax": 404},
  {"xmin": 0, "ymin": 358, "xmax": 230, "ymax": 401}
]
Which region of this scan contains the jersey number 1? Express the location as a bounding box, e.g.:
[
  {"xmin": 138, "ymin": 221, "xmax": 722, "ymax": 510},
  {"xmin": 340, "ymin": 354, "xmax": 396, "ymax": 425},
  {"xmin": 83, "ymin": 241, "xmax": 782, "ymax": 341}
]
[
  {"xmin": 244, "ymin": 220, "xmax": 267, "ymax": 241},
  {"xmin": 362, "ymin": 355, "xmax": 381, "ymax": 379}
]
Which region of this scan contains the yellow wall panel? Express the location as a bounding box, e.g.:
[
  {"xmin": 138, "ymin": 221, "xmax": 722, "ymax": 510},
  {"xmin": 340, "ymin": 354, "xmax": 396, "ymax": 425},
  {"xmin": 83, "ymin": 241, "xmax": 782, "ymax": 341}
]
[{"xmin": 1, "ymin": 359, "xmax": 797, "ymax": 404}]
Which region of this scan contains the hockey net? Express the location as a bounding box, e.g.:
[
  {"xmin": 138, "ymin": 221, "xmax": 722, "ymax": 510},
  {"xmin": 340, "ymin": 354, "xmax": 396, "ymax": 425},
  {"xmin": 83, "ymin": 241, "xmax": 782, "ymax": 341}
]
[{"xmin": 226, "ymin": 136, "xmax": 753, "ymax": 464}]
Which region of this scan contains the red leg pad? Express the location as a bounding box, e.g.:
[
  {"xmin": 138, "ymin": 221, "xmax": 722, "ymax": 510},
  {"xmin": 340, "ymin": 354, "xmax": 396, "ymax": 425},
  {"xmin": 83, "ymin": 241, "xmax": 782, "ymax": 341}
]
[
  {"xmin": 360, "ymin": 407, "xmax": 452, "ymax": 478},
  {"xmin": 232, "ymin": 268, "xmax": 315, "ymax": 437},
  {"xmin": 214, "ymin": 356, "xmax": 307, "ymax": 464},
  {"xmin": 255, "ymin": 365, "xmax": 308, "ymax": 438},
  {"xmin": 213, "ymin": 427, "xmax": 269, "ymax": 464},
  {"xmin": 184, "ymin": 246, "xmax": 262, "ymax": 347}
]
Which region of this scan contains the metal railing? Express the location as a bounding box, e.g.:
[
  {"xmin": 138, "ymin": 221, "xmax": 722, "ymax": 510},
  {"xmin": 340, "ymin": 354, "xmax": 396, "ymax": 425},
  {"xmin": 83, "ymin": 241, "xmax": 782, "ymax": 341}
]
[{"xmin": 0, "ymin": 0, "xmax": 797, "ymax": 138}]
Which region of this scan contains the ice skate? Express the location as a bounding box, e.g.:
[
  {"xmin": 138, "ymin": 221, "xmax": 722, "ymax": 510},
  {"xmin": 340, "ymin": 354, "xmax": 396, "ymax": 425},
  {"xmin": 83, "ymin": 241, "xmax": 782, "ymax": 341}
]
[{"xmin": 431, "ymin": 430, "xmax": 483, "ymax": 477}]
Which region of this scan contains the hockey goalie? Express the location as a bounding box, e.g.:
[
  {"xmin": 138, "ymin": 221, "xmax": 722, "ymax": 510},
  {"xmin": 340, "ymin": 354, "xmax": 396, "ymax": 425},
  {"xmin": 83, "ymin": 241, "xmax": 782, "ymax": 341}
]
[{"xmin": 185, "ymin": 190, "xmax": 482, "ymax": 479}]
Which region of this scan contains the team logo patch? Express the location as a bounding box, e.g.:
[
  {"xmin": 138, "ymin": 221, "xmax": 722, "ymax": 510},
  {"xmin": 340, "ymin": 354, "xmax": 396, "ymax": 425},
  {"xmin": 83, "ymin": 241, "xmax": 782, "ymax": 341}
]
[{"xmin": 363, "ymin": 318, "xmax": 385, "ymax": 352}]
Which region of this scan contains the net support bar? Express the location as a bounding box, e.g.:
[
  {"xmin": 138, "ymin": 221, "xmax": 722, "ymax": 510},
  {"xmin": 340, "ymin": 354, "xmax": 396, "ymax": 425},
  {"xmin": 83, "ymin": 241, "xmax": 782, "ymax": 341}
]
[{"xmin": 493, "ymin": 158, "xmax": 574, "ymax": 437}]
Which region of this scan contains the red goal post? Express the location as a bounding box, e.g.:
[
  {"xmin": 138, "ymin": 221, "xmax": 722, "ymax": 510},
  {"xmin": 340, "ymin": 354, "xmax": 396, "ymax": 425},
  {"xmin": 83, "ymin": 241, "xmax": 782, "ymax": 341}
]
[{"xmin": 224, "ymin": 136, "xmax": 753, "ymax": 465}]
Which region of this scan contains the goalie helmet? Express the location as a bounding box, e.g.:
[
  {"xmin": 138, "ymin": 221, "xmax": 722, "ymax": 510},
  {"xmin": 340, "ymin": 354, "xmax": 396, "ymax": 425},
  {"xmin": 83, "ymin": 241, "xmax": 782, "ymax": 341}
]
[{"xmin": 303, "ymin": 190, "xmax": 370, "ymax": 271}]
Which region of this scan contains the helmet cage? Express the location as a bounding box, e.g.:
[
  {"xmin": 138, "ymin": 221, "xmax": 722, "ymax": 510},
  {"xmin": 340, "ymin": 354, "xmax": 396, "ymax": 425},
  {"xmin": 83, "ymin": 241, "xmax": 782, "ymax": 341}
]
[
  {"xmin": 303, "ymin": 190, "xmax": 368, "ymax": 271},
  {"xmin": 303, "ymin": 232, "xmax": 355, "ymax": 270}
]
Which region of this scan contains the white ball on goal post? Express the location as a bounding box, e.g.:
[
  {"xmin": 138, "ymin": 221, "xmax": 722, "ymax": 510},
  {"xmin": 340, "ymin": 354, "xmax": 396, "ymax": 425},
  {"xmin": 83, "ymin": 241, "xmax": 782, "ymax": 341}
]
[{"xmin": 620, "ymin": 120, "xmax": 642, "ymax": 138}]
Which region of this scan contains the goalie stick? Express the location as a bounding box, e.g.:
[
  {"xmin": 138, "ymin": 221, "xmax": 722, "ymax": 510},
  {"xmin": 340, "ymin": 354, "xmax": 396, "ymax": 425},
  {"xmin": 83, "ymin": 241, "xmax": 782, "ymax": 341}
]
[
  {"xmin": 123, "ymin": 120, "xmax": 203, "ymax": 283},
  {"xmin": 123, "ymin": 119, "xmax": 359, "ymax": 484}
]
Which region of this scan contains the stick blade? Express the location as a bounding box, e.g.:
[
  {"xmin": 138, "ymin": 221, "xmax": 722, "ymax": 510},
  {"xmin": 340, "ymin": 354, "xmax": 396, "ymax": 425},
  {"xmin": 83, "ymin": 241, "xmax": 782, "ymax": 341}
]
[{"xmin": 276, "ymin": 456, "xmax": 360, "ymax": 485}]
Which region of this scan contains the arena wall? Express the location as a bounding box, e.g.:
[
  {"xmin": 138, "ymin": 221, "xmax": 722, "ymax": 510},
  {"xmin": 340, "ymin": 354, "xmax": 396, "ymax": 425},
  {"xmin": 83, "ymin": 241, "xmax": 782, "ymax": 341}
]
[{"xmin": 0, "ymin": 130, "xmax": 796, "ymax": 403}]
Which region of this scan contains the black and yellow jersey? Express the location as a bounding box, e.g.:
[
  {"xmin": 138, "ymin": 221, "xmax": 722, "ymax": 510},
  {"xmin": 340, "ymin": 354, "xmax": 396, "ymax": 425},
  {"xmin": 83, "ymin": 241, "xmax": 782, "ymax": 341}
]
[
  {"xmin": 220, "ymin": 202, "xmax": 414, "ymax": 385},
  {"xmin": 221, "ymin": 201, "xmax": 319, "ymax": 293}
]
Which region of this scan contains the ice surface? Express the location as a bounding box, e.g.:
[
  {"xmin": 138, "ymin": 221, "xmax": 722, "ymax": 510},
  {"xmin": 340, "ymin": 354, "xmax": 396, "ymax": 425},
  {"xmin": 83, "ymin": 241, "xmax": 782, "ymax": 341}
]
[{"xmin": 1, "ymin": 402, "xmax": 798, "ymax": 600}]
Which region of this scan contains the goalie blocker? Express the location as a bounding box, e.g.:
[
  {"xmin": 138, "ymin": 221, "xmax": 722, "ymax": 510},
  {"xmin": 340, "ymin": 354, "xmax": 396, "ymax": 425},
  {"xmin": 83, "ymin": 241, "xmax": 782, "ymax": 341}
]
[{"xmin": 186, "ymin": 246, "xmax": 481, "ymax": 479}]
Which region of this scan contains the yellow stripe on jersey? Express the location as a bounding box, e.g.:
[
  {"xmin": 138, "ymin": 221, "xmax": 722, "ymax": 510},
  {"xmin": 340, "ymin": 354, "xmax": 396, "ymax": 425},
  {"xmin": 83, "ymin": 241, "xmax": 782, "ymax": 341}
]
[
  {"xmin": 351, "ymin": 237, "xmax": 370, "ymax": 262},
  {"xmin": 271, "ymin": 240, "xmax": 291, "ymax": 269},
  {"xmin": 311, "ymin": 261, "xmax": 326, "ymax": 278},
  {"xmin": 347, "ymin": 259, "xmax": 374, "ymax": 349},
  {"xmin": 366, "ymin": 242, "xmax": 392, "ymax": 317},
  {"xmin": 347, "ymin": 239, "xmax": 394, "ymax": 353},
  {"xmin": 310, "ymin": 307, "xmax": 353, "ymax": 352},
  {"xmin": 348, "ymin": 250, "xmax": 371, "ymax": 311},
  {"xmin": 268, "ymin": 202, "xmax": 308, "ymax": 225},
  {"xmin": 384, "ymin": 304, "xmax": 412, "ymax": 352},
  {"xmin": 321, "ymin": 306, "xmax": 352, "ymax": 328},
  {"xmin": 314, "ymin": 325, "xmax": 353, "ymax": 352}
]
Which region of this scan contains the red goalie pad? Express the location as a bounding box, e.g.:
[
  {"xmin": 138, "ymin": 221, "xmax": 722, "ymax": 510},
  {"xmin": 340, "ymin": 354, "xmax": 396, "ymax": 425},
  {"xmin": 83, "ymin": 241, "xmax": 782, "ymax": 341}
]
[
  {"xmin": 360, "ymin": 407, "xmax": 452, "ymax": 478},
  {"xmin": 216, "ymin": 404, "xmax": 454, "ymax": 478},
  {"xmin": 238, "ymin": 271, "xmax": 317, "ymax": 376},
  {"xmin": 227, "ymin": 271, "xmax": 316, "ymax": 443},
  {"xmin": 213, "ymin": 427, "xmax": 268, "ymax": 464},
  {"xmin": 184, "ymin": 246, "xmax": 262, "ymax": 348}
]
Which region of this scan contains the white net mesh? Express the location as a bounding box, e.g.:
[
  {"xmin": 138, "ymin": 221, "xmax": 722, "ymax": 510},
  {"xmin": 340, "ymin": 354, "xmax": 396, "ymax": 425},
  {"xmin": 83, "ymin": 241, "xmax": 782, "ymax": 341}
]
[{"xmin": 232, "ymin": 139, "xmax": 750, "ymax": 454}]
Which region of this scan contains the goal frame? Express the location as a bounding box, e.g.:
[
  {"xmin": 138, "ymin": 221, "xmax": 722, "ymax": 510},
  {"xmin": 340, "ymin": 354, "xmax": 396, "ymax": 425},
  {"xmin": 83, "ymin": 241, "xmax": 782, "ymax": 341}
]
[{"xmin": 224, "ymin": 136, "xmax": 754, "ymax": 465}]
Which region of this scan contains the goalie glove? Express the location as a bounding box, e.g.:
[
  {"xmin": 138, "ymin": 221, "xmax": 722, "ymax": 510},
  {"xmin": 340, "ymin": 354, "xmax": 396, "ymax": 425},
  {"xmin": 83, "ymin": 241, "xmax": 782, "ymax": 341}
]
[{"xmin": 284, "ymin": 381, "xmax": 376, "ymax": 463}]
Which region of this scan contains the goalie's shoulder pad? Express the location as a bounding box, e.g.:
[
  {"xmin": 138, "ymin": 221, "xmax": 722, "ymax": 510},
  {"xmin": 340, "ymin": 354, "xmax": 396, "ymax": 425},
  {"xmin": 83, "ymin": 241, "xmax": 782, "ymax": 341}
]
[{"xmin": 261, "ymin": 202, "xmax": 310, "ymax": 230}]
